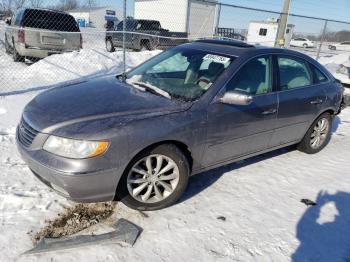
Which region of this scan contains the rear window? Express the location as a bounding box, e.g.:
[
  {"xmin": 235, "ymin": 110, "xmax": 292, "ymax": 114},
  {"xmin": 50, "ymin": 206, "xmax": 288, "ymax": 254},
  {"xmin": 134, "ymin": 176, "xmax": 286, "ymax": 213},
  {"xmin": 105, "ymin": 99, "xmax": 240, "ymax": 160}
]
[
  {"xmin": 310, "ymin": 64, "xmax": 329, "ymax": 83},
  {"xmin": 23, "ymin": 9, "xmax": 79, "ymax": 32}
]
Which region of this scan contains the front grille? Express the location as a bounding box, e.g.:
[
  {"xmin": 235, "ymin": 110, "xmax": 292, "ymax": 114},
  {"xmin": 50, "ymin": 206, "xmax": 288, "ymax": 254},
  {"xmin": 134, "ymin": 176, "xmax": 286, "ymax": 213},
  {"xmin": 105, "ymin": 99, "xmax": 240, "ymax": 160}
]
[{"xmin": 17, "ymin": 118, "xmax": 39, "ymax": 147}]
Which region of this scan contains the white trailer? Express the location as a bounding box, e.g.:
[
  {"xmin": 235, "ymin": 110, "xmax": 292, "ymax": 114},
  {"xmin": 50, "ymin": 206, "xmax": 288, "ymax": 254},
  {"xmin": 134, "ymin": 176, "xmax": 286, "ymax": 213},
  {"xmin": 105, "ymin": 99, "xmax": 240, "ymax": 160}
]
[
  {"xmin": 247, "ymin": 19, "xmax": 295, "ymax": 47},
  {"xmin": 134, "ymin": 0, "xmax": 218, "ymax": 38}
]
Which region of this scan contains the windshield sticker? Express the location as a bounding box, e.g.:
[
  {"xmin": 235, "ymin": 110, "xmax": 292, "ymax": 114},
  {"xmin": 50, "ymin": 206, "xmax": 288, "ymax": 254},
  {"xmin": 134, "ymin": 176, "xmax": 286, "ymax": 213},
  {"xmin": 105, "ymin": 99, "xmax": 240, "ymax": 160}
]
[{"xmin": 203, "ymin": 54, "xmax": 230, "ymax": 64}]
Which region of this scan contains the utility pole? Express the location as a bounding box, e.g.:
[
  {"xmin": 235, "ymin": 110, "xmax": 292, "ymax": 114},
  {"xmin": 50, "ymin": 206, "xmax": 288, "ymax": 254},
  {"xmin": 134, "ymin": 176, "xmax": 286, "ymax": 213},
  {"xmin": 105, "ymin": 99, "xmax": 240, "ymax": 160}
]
[
  {"xmin": 123, "ymin": 0, "xmax": 126, "ymax": 74},
  {"xmin": 316, "ymin": 20, "xmax": 328, "ymax": 60},
  {"xmin": 275, "ymin": 0, "xmax": 291, "ymax": 47}
]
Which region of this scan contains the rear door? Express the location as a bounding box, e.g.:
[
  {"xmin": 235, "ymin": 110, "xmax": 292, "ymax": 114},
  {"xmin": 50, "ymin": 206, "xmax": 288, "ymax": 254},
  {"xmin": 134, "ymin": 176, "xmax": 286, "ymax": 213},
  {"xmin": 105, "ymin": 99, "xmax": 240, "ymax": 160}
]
[
  {"xmin": 269, "ymin": 55, "xmax": 327, "ymax": 147},
  {"xmin": 23, "ymin": 9, "xmax": 81, "ymax": 51},
  {"xmin": 203, "ymin": 55, "xmax": 278, "ymax": 166}
]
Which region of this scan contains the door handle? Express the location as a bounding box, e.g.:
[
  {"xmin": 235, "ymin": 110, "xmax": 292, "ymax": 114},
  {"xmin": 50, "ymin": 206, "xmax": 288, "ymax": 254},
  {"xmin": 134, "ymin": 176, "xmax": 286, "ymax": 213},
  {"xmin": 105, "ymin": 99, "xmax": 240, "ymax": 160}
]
[
  {"xmin": 261, "ymin": 108, "xmax": 277, "ymax": 115},
  {"xmin": 310, "ymin": 99, "xmax": 323, "ymax": 105}
]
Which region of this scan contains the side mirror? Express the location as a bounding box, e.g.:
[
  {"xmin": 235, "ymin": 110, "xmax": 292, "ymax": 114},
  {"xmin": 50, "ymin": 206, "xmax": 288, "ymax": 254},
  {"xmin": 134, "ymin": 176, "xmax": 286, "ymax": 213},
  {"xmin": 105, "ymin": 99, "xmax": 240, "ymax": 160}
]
[{"xmin": 219, "ymin": 91, "xmax": 253, "ymax": 106}]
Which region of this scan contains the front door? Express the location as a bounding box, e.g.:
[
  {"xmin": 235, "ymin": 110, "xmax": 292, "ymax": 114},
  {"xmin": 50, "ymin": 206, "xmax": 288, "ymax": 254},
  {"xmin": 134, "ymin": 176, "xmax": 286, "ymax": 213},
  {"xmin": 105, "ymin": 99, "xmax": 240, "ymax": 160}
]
[{"xmin": 203, "ymin": 55, "xmax": 278, "ymax": 167}]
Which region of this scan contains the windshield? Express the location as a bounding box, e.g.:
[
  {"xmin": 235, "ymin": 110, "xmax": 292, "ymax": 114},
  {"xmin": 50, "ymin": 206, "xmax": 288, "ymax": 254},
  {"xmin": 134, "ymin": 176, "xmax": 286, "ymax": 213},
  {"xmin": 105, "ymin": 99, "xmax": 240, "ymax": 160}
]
[{"xmin": 126, "ymin": 48, "xmax": 234, "ymax": 101}]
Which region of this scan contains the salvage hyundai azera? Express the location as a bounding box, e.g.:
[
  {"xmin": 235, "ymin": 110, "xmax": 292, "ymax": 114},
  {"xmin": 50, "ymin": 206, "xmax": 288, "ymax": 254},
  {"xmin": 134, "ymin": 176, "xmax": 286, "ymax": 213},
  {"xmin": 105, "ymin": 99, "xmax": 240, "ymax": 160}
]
[{"xmin": 17, "ymin": 40, "xmax": 343, "ymax": 210}]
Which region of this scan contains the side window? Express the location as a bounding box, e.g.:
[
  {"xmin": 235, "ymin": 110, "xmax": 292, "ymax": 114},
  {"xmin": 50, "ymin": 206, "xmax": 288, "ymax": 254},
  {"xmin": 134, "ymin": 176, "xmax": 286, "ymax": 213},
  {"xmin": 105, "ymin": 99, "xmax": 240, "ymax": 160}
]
[
  {"xmin": 259, "ymin": 28, "xmax": 267, "ymax": 36},
  {"xmin": 310, "ymin": 64, "xmax": 328, "ymax": 83},
  {"xmin": 116, "ymin": 21, "xmax": 123, "ymax": 31},
  {"xmin": 226, "ymin": 56, "xmax": 272, "ymax": 95},
  {"xmin": 14, "ymin": 11, "xmax": 22, "ymax": 26},
  {"xmin": 277, "ymin": 56, "xmax": 312, "ymax": 90},
  {"xmin": 126, "ymin": 20, "xmax": 135, "ymax": 31}
]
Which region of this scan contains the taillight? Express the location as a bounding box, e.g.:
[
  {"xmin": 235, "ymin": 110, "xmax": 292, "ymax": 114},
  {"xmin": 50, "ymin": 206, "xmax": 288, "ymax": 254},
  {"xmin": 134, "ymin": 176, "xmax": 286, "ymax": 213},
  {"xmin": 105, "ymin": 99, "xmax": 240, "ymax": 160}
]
[
  {"xmin": 18, "ymin": 30, "xmax": 25, "ymax": 44},
  {"xmin": 80, "ymin": 34, "xmax": 83, "ymax": 49}
]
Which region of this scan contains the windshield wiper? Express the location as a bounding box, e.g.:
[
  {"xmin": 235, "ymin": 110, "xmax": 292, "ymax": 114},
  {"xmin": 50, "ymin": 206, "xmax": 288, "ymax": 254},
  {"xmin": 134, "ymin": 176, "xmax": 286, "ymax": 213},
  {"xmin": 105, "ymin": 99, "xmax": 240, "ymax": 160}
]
[{"xmin": 130, "ymin": 81, "xmax": 171, "ymax": 99}]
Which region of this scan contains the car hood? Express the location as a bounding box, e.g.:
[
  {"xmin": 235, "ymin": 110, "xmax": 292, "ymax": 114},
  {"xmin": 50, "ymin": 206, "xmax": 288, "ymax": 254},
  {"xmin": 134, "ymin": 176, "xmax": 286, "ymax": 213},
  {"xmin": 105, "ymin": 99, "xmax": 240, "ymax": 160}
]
[{"xmin": 23, "ymin": 75, "xmax": 192, "ymax": 133}]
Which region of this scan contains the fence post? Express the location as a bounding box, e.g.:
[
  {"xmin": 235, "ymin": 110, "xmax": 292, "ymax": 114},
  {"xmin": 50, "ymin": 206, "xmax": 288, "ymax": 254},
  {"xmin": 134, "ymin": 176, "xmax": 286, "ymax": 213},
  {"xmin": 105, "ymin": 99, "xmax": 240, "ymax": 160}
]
[
  {"xmin": 215, "ymin": 3, "xmax": 221, "ymax": 37},
  {"xmin": 316, "ymin": 20, "xmax": 328, "ymax": 61},
  {"xmin": 123, "ymin": 0, "xmax": 127, "ymax": 74}
]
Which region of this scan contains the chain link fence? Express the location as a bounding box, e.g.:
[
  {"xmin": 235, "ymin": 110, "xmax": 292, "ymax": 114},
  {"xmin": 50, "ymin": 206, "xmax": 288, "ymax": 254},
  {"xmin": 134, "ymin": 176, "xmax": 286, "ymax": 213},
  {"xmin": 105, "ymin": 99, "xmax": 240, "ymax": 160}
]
[{"xmin": 0, "ymin": 0, "xmax": 349, "ymax": 94}]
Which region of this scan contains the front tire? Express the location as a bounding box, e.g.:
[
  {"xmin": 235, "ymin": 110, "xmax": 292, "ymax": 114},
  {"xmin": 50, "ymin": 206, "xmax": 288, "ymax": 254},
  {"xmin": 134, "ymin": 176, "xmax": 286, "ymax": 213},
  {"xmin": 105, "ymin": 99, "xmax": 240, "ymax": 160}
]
[
  {"xmin": 116, "ymin": 144, "xmax": 190, "ymax": 211},
  {"xmin": 5, "ymin": 36, "xmax": 11, "ymax": 54},
  {"xmin": 303, "ymin": 43, "xmax": 308, "ymax": 48},
  {"xmin": 298, "ymin": 113, "xmax": 332, "ymax": 154},
  {"xmin": 106, "ymin": 38, "xmax": 115, "ymax": 53},
  {"xmin": 140, "ymin": 40, "xmax": 152, "ymax": 51}
]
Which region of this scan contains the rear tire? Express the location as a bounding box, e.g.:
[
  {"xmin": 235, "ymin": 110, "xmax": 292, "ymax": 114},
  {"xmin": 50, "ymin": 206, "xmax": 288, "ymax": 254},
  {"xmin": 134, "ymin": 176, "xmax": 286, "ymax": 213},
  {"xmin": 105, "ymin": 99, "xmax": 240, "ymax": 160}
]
[
  {"xmin": 4, "ymin": 36, "xmax": 11, "ymax": 54},
  {"xmin": 116, "ymin": 144, "xmax": 190, "ymax": 211},
  {"xmin": 140, "ymin": 40, "xmax": 151, "ymax": 51},
  {"xmin": 298, "ymin": 112, "xmax": 332, "ymax": 154},
  {"xmin": 12, "ymin": 42, "xmax": 25, "ymax": 62},
  {"xmin": 106, "ymin": 39, "xmax": 115, "ymax": 53}
]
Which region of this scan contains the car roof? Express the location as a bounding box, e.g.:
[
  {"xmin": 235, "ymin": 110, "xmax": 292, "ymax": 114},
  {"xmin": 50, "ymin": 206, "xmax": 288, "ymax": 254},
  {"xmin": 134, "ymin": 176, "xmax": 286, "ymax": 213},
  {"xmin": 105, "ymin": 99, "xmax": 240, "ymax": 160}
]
[
  {"xmin": 19, "ymin": 7, "xmax": 69, "ymax": 15},
  {"xmin": 184, "ymin": 39, "xmax": 287, "ymax": 57}
]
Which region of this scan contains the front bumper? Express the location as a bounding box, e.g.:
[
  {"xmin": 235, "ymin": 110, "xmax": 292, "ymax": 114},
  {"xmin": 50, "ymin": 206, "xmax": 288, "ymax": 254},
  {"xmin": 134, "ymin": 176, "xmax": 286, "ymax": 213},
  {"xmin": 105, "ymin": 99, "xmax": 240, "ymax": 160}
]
[{"xmin": 16, "ymin": 134, "xmax": 123, "ymax": 203}]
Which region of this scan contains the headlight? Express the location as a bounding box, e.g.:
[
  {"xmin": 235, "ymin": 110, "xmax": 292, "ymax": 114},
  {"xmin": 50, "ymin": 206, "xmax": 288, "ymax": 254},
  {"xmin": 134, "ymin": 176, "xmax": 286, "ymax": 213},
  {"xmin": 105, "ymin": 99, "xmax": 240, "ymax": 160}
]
[{"xmin": 43, "ymin": 135, "xmax": 109, "ymax": 159}]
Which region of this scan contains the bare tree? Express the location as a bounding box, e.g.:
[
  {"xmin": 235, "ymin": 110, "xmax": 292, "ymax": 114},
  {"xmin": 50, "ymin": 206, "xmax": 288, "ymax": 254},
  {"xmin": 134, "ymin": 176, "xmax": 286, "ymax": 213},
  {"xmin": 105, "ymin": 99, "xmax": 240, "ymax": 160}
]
[
  {"xmin": 84, "ymin": 0, "xmax": 96, "ymax": 9},
  {"xmin": 29, "ymin": 0, "xmax": 43, "ymax": 8},
  {"xmin": 13, "ymin": 0, "xmax": 26, "ymax": 10},
  {"xmin": 0, "ymin": 0, "xmax": 13, "ymax": 15}
]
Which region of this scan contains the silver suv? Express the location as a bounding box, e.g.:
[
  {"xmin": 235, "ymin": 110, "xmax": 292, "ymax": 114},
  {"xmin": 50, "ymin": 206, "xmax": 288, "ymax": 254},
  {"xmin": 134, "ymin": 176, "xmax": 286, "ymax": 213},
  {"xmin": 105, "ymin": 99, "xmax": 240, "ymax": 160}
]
[{"xmin": 5, "ymin": 8, "xmax": 82, "ymax": 62}]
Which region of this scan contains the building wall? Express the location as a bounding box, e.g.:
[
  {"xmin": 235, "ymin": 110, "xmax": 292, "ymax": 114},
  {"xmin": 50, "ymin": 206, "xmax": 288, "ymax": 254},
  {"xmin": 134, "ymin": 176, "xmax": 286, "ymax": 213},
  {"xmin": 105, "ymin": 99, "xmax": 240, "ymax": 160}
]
[
  {"xmin": 187, "ymin": 0, "xmax": 217, "ymax": 38},
  {"xmin": 90, "ymin": 9, "xmax": 111, "ymax": 28},
  {"xmin": 247, "ymin": 22, "xmax": 295, "ymax": 47},
  {"xmin": 134, "ymin": 0, "xmax": 188, "ymax": 32},
  {"xmin": 69, "ymin": 12, "xmax": 90, "ymax": 27},
  {"xmin": 247, "ymin": 22, "xmax": 278, "ymax": 47},
  {"xmin": 69, "ymin": 7, "xmax": 119, "ymax": 29}
]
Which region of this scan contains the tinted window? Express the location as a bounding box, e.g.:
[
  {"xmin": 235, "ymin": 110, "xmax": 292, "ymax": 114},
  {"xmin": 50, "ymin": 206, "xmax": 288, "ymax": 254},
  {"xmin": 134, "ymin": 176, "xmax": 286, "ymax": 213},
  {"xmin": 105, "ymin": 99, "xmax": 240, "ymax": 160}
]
[
  {"xmin": 126, "ymin": 20, "xmax": 135, "ymax": 30},
  {"xmin": 278, "ymin": 57, "xmax": 312, "ymax": 90},
  {"xmin": 259, "ymin": 28, "xmax": 267, "ymax": 36},
  {"xmin": 116, "ymin": 21, "xmax": 123, "ymax": 30},
  {"xmin": 311, "ymin": 64, "xmax": 328, "ymax": 83},
  {"xmin": 117, "ymin": 20, "xmax": 135, "ymax": 31},
  {"xmin": 226, "ymin": 56, "xmax": 272, "ymax": 95},
  {"xmin": 14, "ymin": 10, "xmax": 23, "ymax": 26},
  {"xmin": 23, "ymin": 9, "xmax": 79, "ymax": 32}
]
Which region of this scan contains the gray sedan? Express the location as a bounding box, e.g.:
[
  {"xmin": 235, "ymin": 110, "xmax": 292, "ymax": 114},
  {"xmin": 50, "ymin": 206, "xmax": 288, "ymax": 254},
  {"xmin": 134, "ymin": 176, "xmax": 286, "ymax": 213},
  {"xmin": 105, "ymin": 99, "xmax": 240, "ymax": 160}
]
[{"xmin": 17, "ymin": 40, "xmax": 344, "ymax": 210}]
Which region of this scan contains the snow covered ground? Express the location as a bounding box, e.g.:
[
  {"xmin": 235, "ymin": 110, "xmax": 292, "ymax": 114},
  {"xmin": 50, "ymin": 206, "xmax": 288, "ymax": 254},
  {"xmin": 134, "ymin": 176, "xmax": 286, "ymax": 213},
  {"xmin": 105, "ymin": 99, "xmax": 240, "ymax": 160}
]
[
  {"xmin": 1, "ymin": 21, "xmax": 350, "ymax": 261},
  {"xmin": 1, "ymin": 92, "xmax": 350, "ymax": 261}
]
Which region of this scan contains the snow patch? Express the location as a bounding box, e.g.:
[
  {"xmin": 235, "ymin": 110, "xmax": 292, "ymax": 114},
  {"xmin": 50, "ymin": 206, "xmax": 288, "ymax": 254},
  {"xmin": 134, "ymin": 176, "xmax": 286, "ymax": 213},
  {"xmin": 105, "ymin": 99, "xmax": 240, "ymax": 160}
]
[{"xmin": 316, "ymin": 201, "xmax": 339, "ymax": 225}]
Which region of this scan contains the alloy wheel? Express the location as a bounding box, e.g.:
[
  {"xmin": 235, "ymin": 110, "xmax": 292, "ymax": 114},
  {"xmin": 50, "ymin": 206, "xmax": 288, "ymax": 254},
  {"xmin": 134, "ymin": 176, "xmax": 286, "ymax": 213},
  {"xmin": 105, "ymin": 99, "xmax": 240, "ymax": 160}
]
[
  {"xmin": 106, "ymin": 40, "xmax": 113, "ymax": 52},
  {"xmin": 310, "ymin": 118, "xmax": 329, "ymax": 149},
  {"xmin": 127, "ymin": 154, "xmax": 180, "ymax": 204}
]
